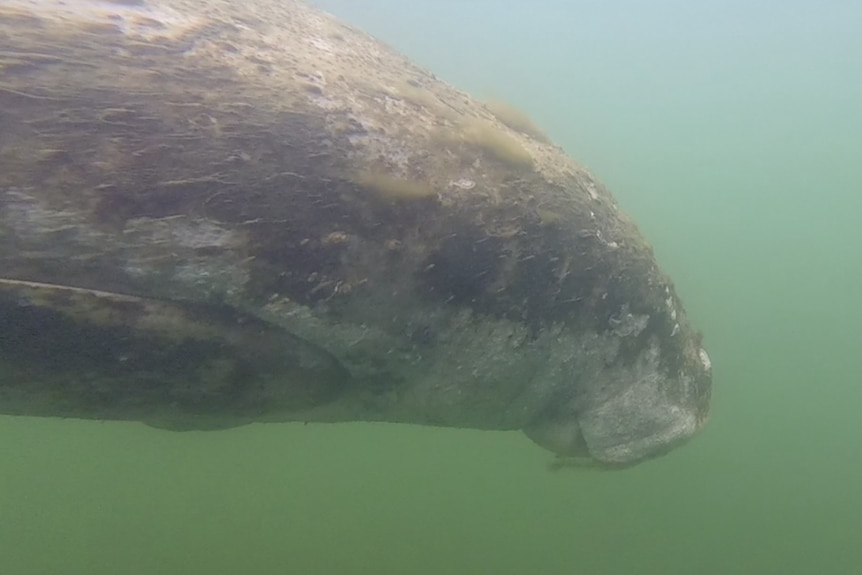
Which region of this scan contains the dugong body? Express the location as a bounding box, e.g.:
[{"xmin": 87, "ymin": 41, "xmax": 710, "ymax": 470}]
[{"xmin": 0, "ymin": 0, "xmax": 711, "ymax": 466}]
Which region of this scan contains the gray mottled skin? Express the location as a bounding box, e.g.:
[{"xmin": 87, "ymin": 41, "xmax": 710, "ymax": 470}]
[{"xmin": 0, "ymin": 0, "xmax": 711, "ymax": 466}]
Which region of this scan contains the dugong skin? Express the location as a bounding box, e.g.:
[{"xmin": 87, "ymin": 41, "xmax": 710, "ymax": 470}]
[{"xmin": 0, "ymin": 0, "xmax": 711, "ymax": 466}]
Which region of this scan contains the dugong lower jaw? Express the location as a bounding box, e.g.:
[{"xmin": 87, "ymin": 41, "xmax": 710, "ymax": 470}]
[
  {"xmin": 524, "ymin": 402, "xmax": 702, "ymax": 468},
  {"xmin": 524, "ymin": 342, "xmax": 712, "ymax": 467}
]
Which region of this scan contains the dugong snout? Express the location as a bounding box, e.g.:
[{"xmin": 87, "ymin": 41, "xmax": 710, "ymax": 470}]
[{"xmin": 525, "ymin": 334, "xmax": 712, "ymax": 467}]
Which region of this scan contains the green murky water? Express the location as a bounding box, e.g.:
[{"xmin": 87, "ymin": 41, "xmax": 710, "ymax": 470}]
[{"xmin": 2, "ymin": 1, "xmax": 861, "ymax": 573}]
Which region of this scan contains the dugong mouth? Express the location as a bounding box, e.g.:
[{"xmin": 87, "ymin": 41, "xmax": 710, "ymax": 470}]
[
  {"xmin": 523, "ymin": 344, "xmax": 712, "ymax": 467},
  {"xmin": 524, "ymin": 405, "xmax": 704, "ymax": 468}
]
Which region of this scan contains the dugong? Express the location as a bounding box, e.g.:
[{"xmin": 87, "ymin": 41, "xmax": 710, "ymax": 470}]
[{"xmin": 0, "ymin": 0, "xmax": 711, "ymax": 466}]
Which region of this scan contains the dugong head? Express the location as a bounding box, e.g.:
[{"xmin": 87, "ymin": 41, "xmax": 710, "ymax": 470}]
[{"xmin": 523, "ymin": 295, "xmax": 712, "ymax": 467}]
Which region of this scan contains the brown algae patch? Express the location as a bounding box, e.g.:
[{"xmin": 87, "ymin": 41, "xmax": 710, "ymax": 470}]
[
  {"xmin": 536, "ymin": 207, "xmax": 565, "ymax": 226},
  {"xmin": 393, "ymin": 81, "xmax": 440, "ymax": 111},
  {"xmin": 458, "ymin": 119, "xmax": 534, "ymax": 169},
  {"xmin": 353, "ymin": 172, "xmax": 437, "ymax": 202},
  {"xmin": 483, "ymin": 99, "xmax": 550, "ymax": 143},
  {"xmin": 390, "ymin": 80, "xmax": 459, "ymax": 122}
]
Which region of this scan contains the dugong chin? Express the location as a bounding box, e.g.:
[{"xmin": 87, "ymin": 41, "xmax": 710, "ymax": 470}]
[{"xmin": 0, "ymin": 0, "xmax": 711, "ymax": 467}]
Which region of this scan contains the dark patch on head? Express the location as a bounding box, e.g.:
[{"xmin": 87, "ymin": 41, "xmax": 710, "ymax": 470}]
[
  {"xmin": 418, "ymin": 226, "xmax": 505, "ymax": 308},
  {"xmin": 407, "ymin": 323, "xmax": 435, "ymax": 346},
  {"xmin": 413, "ymin": 211, "xmax": 634, "ymax": 333},
  {"xmin": 503, "ymin": 245, "xmax": 560, "ymax": 322},
  {"xmin": 497, "ymin": 222, "xmax": 606, "ymax": 328},
  {"xmin": 246, "ymin": 223, "xmax": 353, "ymax": 307},
  {"xmin": 241, "ymin": 166, "xmax": 442, "ymax": 307},
  {"xmin": 94, "ymin": 180, "xmax": 204, "ymax": 224}
]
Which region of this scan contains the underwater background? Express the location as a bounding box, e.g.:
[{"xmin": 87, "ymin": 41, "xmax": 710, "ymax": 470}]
[{"xmin": 2, "ymin": 0, "xmax": 861, "ymax": 573}]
